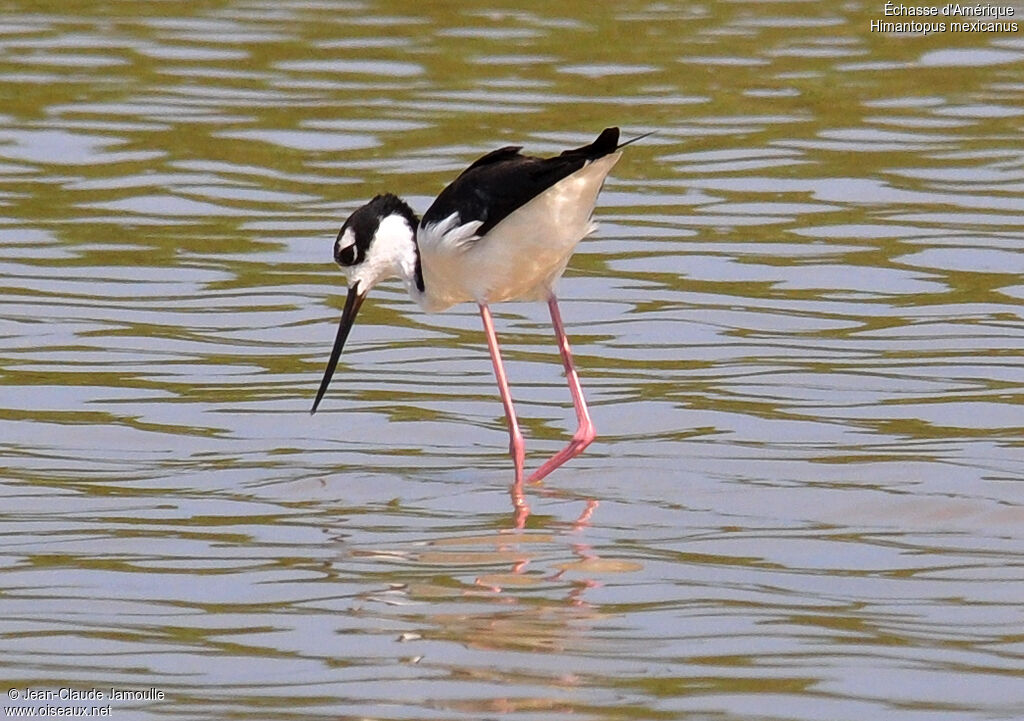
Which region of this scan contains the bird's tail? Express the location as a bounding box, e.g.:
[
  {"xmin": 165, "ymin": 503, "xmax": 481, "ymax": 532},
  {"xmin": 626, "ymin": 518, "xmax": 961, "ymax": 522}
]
[{"xmin": 564, "ymin": 127, "xmax": 654, "ymax": 159}]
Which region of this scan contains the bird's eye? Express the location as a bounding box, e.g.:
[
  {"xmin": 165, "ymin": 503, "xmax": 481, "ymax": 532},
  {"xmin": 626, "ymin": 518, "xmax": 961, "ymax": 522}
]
[{"xmin": 336, "ymin": 243, "xmax": 357, "ymax": 266}]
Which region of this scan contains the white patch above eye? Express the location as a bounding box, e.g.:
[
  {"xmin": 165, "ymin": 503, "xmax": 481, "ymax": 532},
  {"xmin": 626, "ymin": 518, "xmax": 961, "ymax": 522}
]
[{"xmin": 336, "ymin": 228, "xmax": 356, "ymax": 253}]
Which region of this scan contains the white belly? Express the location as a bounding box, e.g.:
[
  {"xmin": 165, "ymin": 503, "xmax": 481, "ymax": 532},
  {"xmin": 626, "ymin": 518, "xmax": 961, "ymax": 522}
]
[{"xmin": 417, "ymin": 152, "xmax": 621, "ymax": 312}]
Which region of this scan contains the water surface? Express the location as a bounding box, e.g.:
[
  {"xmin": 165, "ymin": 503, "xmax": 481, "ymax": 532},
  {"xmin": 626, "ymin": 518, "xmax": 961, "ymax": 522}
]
[{"xmin": 1, "ymin": 1, "xmax": 1022, "ymax": 719}]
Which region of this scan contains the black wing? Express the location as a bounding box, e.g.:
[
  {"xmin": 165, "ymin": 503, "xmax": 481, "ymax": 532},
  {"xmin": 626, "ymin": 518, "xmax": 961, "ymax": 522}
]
[{"xmin": 420, "ymin": 127, "xmax": 620, "ymax": 237}]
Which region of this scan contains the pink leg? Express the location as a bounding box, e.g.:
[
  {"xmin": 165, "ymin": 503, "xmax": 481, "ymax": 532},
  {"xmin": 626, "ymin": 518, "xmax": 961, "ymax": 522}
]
[
  {"xmin": 527, "ymin": 295, "xmax": 597, "ymax": 484},
  {"xmin": 479, "ymin": 305, "xmax": 528, "ymax": 518}
]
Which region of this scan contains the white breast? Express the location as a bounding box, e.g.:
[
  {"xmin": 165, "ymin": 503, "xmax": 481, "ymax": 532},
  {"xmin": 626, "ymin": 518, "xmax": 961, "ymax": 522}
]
[{"xmin": 417, "ymin": 152, "xmax": 621, "ymax": 312}]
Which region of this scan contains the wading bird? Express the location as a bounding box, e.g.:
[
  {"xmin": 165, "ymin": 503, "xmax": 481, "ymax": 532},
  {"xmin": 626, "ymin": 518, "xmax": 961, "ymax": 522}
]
[{"xmin": 311, "ymin": 127, "xmax": 638, "ymax": 513}]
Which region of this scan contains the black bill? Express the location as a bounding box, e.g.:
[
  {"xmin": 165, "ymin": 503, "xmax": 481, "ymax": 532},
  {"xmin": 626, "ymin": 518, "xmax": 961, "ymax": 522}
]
[{"xmin": 310, "ymin": 283, "xmax": 367, "ymax": 414}]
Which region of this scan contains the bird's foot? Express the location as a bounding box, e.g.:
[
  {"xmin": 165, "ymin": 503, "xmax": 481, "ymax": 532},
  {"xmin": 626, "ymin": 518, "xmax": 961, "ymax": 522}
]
[{"xmin": 526, "ymin": 422, "xmax": 596, "ymax": 484}]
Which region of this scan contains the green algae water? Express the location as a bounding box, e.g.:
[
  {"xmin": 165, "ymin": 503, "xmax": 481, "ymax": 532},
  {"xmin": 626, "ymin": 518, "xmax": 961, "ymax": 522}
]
[{"xmin": 1, "ymin": 1, "xmax": 1022, "ymax": 719}]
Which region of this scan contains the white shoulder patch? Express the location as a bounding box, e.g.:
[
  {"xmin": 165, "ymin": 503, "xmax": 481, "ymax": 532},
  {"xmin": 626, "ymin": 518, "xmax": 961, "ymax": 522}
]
[{"xmin": 419, "ymin": 212, "xmax": 484, "ymax": 251}]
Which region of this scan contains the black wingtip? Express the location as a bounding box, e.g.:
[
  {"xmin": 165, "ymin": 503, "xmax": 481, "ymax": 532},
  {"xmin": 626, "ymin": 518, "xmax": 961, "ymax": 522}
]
[
  {"xmin": 616, "ymin": 129, "xmax": 656, "ymax": 150},
  {"xmin": 564, "ymin": 127, "xmax": 654, "ymax": 159}
]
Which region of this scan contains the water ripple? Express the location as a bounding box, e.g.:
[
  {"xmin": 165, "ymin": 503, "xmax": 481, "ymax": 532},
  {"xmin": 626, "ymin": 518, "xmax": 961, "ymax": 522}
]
[{"xmin": 0, "ymin": 2, "xmax": 1021, "ymax": 720}]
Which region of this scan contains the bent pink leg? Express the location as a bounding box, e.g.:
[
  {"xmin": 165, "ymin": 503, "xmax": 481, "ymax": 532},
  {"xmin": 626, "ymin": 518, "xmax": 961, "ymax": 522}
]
[
  {"xmin": 479, "ymin": 304, "xmax": 527, "ymax": 502},
  {"xmin": 527, "ymin": 295, "xmax": 597, "ymax": 484}
]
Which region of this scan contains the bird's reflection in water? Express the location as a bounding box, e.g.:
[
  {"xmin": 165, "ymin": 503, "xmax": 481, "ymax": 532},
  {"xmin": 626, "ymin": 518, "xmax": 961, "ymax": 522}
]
[
  {"xmin": 510, "ymin": 476, "xmax": 597, "ymax": 530},
  {"xmin": 346, "ymin": 488, "xmax": 642, "ymax": 713}
]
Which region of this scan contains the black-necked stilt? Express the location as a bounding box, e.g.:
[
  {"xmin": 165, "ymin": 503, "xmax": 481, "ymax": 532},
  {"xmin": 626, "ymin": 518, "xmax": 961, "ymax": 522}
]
[{"xmin": 311, "ymin": 127, "xmax": 638, "ymax": 505}]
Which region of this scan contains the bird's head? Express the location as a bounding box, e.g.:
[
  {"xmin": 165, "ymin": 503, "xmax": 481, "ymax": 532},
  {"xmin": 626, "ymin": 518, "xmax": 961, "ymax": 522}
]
[
  {"xmin": 333, "ymin": 193, "xmax": 419, "ymax": 292},
  {"xmin": 312, "ymin": 193, "xmax": 419, "ymax": 414}
]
